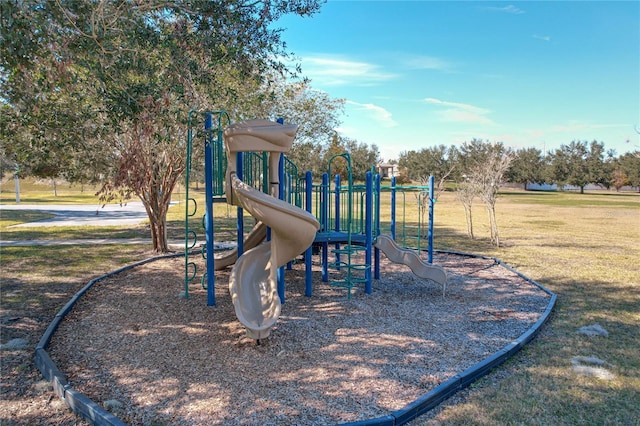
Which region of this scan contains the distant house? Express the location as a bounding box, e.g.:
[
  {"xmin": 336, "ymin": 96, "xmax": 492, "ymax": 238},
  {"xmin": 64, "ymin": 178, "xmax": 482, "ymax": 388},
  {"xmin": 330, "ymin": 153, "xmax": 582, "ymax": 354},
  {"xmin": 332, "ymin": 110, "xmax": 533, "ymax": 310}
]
[{"xmin": 377, "ymin": 163, "xmax": 399, "ymax": 179}]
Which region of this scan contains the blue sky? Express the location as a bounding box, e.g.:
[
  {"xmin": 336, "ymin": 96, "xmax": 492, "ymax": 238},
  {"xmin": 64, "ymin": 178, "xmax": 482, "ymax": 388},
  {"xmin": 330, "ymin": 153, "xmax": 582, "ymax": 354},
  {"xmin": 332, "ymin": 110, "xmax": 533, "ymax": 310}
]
[{"xmin": 275, "ymin": 1, "xmax": 640, "ymax": 162}]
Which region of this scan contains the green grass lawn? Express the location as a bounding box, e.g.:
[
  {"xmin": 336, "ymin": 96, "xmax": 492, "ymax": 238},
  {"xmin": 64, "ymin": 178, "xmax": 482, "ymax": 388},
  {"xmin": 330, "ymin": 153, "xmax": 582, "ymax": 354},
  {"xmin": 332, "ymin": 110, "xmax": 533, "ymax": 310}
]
[
  {"xmin": 1, "ymin": 180, "xmax": 638, "ymax": 425},
  {"xmin": 0, "ymin": 178, "xmax": 104, "ymax": 204},
  {"xmin": 418, "ymin": 190, "xmax": 640, "ymax": 425}
]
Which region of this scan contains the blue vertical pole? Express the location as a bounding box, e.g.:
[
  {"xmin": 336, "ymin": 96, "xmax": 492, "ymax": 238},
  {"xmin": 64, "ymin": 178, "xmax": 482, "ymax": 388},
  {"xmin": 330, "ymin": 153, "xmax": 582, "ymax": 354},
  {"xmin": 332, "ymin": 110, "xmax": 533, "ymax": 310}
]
[
  {"xmin": 374, "ymin": 173, "xmax": 381, "ymax": 280},
  {"xmin": 391, "ymin": 176, "xmax": 397, "ymax": 241},
  {"xmin": 277, "ymin": 153, "xmax": 286, "ymax": 303},
  {"xmin": 334, "ymin": 174, "xmax": 341, "ymax": 269},
  {"xmin": 277, "ymin": 114, "xmax": 285, "ymax": 292},
  {"xmin": 365, "ymin": 171, "xmax": 373, "ymax": 293},
  {"xmin": 305, "ymin": 171, "xmax": 313, "ymax": 296},
  {"xmin": 236, "ymin": 152, "xmax": 244, "ymax": 257},
  {"xmin": 428, "ymin": 175, "xmax": 435, "ymax": 264},
  {"xmin": 204, "ymin": 113, "xmax": 216, "ymax": 306},
  {"xmin": 321, "ymin": 173, "xmax": 328, "ymax": 282}
]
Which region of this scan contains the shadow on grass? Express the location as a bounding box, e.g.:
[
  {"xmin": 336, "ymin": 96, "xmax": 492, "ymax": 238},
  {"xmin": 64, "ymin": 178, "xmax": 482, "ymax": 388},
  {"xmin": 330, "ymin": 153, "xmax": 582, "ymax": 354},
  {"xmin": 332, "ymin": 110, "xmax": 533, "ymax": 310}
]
[
  {"xmin": 0, "ymin": 210, "xmax": 56, "ymax": 227},
  {"xmin": 1, "ymin": 225, "xmax": 150, "ymax": 241},
  {"xmin": 0, "ymin": 195, "xmax": 103, "ymax": 204}
]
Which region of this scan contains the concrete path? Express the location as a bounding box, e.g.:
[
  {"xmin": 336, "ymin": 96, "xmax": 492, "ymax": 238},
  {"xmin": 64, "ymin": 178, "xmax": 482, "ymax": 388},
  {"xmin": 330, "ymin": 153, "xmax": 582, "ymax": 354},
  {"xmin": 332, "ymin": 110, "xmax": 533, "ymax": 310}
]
[
  {"xmin": 0, "ymin": 202, "xmax": 149, "ymax": 227},
  {"xmin": 0, "ymin": 238, "xmax": 177, "ymax": 248},
  {"xmin": 0, "ymin": 203, "xmax": 237, "ymax": 250},
  {"xmin": 0, "ymin": 238, "xmax": 236, "ymax": 249}
]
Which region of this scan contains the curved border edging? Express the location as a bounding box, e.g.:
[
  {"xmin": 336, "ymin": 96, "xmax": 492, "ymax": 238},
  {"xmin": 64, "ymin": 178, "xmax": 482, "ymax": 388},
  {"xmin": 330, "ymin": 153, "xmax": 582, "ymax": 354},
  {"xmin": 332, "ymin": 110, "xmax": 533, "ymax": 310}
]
[
  {"xmin": 342, "ymin": 250, "xmax": 557, "ymax": 426},
  {"xmin": 34, "ymin": 252, "xmax": 184, "ymax": 426},
  {"xmin": 35, "ymin": 250, "xmax": 556, "ymax": 426}
]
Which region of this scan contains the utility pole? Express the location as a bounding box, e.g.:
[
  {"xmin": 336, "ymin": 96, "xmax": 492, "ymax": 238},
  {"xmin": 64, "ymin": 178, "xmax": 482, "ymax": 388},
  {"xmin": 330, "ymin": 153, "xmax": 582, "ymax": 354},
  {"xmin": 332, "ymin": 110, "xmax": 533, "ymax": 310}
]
[{"xmin": 14, "ymin": 165, "xmax": 20, "ymax": 204}]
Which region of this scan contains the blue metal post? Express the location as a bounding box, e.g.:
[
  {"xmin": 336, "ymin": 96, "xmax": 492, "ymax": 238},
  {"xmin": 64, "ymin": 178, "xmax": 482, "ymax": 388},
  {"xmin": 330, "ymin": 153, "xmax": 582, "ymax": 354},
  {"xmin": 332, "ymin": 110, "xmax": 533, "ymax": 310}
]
[
  {"xmin": 391, "ymin": 176, "xmax": 397, "ymax": 241},
  {"xmin": 374, "ymin": 173, "xmax": 381, "ymax": 280},
  {"xmin": 305, "ymin": 171, "xmax": 313, "ymax": 296},
  {"xmin": 334, "ymin": 174, "xmax": 341, "ymax": 269},
  {"xmin": 428, "ymin": 175, "xmax": 435, "ymax": 264},
  {"xmin": 236, "ymin": 152, "xmax": 244, "ymax": 257},
  {"xmin": 204, "ymin": 113, "xmax": 216, "ymax": 306},
  {"xmin": 282, "ymin": 154, "xmax": 293, "ymax": 270},
  {"xmin": 365, "ymin": 171, "xmax": 373, "ymax": 293},
  {"xmin": 321, "ymin": 173, "xmax": 329, "ymax": 282},
  {"xmin": 277, "ymin": 153, "xmax": 286, "ymax": 302}
]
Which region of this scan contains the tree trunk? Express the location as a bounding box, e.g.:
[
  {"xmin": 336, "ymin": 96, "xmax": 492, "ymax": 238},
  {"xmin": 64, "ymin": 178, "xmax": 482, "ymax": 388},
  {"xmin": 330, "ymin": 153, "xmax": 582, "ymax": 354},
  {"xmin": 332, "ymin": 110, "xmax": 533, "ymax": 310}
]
[
  {"xmin": 150, "ymin": 216, "xmax": 169, "ymax": 253},
  {"xmin": 493, "ymin": 207, "xmax": 500, "ymax": 247},
  {"xmin": 464, "ymin": 205, "xmax": 474, "ymax": 239},
  {"xmin": 487, "ymin": 207, "xmax": 494, "ymax": 245},
  {"xmin": 487, "ymin": 205, "xmax": 500, "ymax": 247},
  {"xmin": 141, "ymin": 192, "xmax": 172, "ymax": 253}
]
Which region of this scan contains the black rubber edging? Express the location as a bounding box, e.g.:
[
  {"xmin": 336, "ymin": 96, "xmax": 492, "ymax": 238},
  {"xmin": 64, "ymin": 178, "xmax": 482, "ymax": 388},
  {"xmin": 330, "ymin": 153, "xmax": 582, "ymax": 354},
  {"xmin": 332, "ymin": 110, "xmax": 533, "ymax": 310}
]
[
  {"xmin": 34, "ymin": 252, "xmax": 185, "ymax": 426},
  {"xmin": 342, "ymin": 250, "xmax": 557, "ymax": 426},
  {"xmin": 36, "ymin": 250, "xmax": 556, "ymax": 426}
]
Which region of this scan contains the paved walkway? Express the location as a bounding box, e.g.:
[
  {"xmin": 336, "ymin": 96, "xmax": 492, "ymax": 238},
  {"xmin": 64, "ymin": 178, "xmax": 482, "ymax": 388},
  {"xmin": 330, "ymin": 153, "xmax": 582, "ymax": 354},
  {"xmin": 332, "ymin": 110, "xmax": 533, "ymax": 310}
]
[
  {"xmin": 0, "ymin": 203, "xmax": 238, "ymax": 250},
  {"xmin": 0, "ymin": 202, "xmax": 149, "ymax": 227},
  {"xmin": 0, "ymin": 238, "xmax": 183, "ymax": 248},
  {"xmin": 0, "ymin": 239, "xmax": 236, "ymax": 249}
]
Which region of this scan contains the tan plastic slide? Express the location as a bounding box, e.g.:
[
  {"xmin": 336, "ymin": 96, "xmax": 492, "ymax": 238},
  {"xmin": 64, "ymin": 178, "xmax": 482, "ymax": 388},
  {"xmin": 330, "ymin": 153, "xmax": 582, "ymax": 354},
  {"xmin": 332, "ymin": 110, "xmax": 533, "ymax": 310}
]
[
  {"xmin": 229, "ymin": 175, "xmax": 319, "ymax": 339},
  {"xmin": 213, "ymin": 222, "xmax": 267, "ymax": 270},
  {"xmin": 374, "ymin": 234, "xmax": 448, "ymax": 296},
  {"xmin": 224, "ymin": 119, "xmax": 319, "ymax": 340}
]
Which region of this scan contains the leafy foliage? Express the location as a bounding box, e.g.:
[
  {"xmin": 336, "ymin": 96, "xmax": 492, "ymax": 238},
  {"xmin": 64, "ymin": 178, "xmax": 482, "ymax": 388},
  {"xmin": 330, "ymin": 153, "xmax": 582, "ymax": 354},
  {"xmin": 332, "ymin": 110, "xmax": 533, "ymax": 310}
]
[
  {"xmin": 398, "ymin": 145, "xmax": 454, "ymax": 180},
  {"xmin": 507, "ymin": 147, "xmax": 545, "ymax": 190},
  {"xmin": 616, "ymin": 151, "xmax": 640, "ymax": 190},
  {"xmin": 397, "ymin": 145, "xmax": 455, "ymax": 195},
  {"xmin": 547, "ymin": 140, "xmax": 609, "ymax": 193},
  {"xmin": 455, "ymin": 140, "xmax": 512, "ymax": 247},
  {"xmin": 1, "ymin": 0, "xmax": 328, "ymax": 252}
]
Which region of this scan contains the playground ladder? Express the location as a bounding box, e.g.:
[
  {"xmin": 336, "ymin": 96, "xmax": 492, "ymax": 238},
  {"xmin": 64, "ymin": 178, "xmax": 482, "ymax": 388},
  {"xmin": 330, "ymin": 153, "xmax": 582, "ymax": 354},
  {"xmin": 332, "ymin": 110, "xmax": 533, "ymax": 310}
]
[{"xmin": 325, "ymin": 153, "xmax": 371, "ymax": 299}]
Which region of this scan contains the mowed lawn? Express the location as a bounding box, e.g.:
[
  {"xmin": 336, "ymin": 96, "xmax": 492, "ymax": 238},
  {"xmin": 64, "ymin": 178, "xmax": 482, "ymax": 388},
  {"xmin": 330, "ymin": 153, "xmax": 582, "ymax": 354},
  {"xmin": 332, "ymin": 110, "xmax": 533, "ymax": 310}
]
[
  {"xmin": 1, "ymin": 180, "xmax": 639, "ymax": 425},
  {"xmin": 419, "ymin": 189, "xmax": 640, "ymax": 425}
]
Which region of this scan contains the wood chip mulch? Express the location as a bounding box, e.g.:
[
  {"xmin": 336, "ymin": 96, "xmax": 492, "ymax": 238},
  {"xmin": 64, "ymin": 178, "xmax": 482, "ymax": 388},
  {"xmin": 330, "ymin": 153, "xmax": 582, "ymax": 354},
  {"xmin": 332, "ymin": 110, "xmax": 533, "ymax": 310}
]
[{"xmin": 48, "ymin": 252, "xmax": 551, "ymax": 425}]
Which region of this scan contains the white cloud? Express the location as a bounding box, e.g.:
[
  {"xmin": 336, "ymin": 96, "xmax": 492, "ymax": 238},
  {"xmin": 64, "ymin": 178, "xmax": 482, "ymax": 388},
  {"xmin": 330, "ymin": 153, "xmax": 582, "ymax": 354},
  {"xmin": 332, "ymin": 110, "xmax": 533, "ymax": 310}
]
[
  {"xmin": 533, "ymin": 34, "xmax": 551, "ymax": 42},
  {"xmin": 485, "ymin": 5, "xmax": 525, "ymax": 15},
  {"xmin": 424, "ymin": 97, "xmax": 494, "ymax": 125},
  {"xmin": 551, "ymin": 121, "xmax": 625, "ymax": 132},
  {"xmin": 346, "ymin": 100, "xmax": 398, "ymax": 128},
  {"xmin": 297, "ymin": 55, "xmax": 396, "ymax": 87}
]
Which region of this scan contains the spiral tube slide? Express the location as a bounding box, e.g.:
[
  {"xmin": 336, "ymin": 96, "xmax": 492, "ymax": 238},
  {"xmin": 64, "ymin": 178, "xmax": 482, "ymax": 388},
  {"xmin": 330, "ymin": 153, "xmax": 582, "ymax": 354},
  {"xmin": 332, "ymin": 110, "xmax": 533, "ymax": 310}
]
[
  {"xmin": 228, "ymin": 175, "xmax": 319, "ymax": 339},
  {"xmin": 213, "ymin": 222, "xmax": 267, "ymax": 270}
]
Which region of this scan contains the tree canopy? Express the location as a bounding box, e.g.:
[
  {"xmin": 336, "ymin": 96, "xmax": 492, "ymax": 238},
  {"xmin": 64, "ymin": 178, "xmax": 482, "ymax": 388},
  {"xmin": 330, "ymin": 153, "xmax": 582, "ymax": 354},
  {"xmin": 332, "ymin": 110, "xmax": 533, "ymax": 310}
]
[
  {"xmin": 507, "ymin": 147, "xmax": 545, "ymax": 190},
  {"xmin": 547, "ymin": 140, "xmax": 609, "ymax": 193},
  {"xmin": 398, "ymin": 145, "xmax": 454, "ymax": 181},
  {"xmin": 1, "ymin": 0, "xmax": 330, "ymax": 252}
]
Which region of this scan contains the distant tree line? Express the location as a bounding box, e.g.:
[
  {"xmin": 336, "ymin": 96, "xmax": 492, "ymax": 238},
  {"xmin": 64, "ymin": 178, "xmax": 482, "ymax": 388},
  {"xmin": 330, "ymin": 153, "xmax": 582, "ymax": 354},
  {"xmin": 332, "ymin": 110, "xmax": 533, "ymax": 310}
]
[
  {"xmin": 398, "ymin": 139, "xmax": 639, "ymax": 248},
  {"xmin": 398, "ymin": 139, "xmax": 640, "ymax": 194},
  {"xmin": 290, "ymin": 132, "xmax": 379, "ymax": 183}
]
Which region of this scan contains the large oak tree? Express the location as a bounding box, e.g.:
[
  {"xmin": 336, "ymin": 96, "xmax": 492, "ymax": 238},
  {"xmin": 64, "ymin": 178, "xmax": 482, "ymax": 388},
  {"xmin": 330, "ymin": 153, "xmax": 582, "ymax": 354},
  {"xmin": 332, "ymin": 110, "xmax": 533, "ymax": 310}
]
[{"xmin": 1, "ymin": 0, "xmax": 328, "ymax": 252}]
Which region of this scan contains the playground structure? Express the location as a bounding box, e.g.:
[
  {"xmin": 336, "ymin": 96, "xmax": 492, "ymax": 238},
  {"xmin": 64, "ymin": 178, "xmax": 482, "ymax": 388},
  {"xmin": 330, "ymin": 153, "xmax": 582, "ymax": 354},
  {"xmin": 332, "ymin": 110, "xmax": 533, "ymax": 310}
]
[
  {"xmin": 33, "ymin": 111, "xmax": 557, "ymax": 426},
  {"xmin": 184, "ymin": 111, "xmax": 447, "ymax": 340}
]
